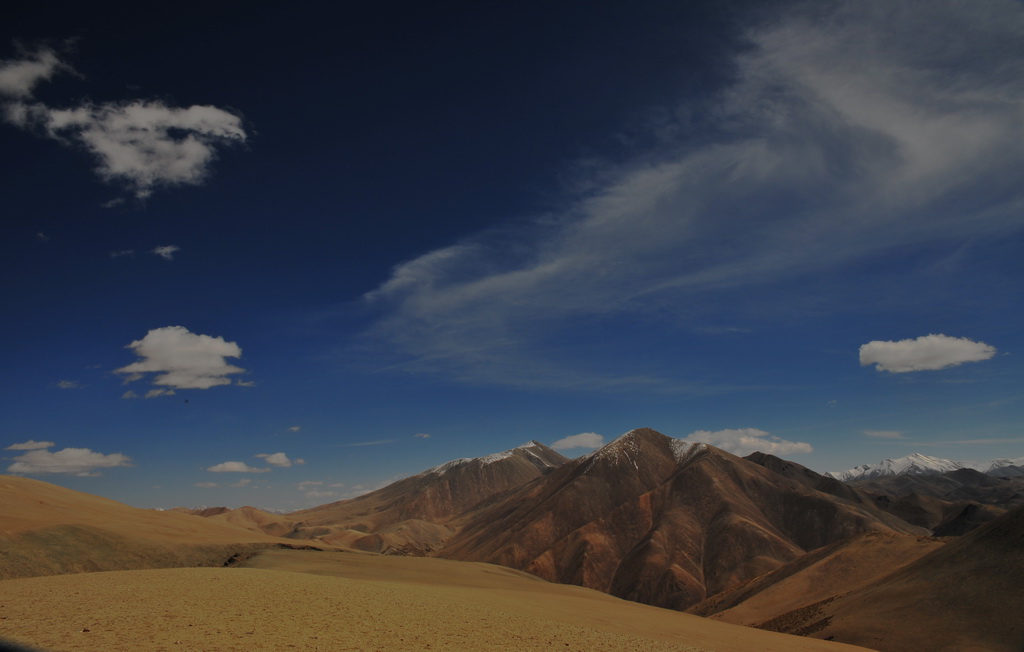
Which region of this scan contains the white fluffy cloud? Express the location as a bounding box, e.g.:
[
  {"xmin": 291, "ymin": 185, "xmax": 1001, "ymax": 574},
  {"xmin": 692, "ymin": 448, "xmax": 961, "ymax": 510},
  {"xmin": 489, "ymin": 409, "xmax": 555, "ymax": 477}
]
[
  {"xmin": 681, "ymin": 428, "xmax": 812, "ymax": 457},
  {"xmin": 6, "ymin": 445, "xmax": 132, "ymax": 476},
  {"xmin": 115, "ymin": 325, "xmax": 246, "ymax": 391},
  {"xmin": 551, "ymin": 432, "xmax": 605, "ymax": 451},
  {"xmin": 0, "ymin": 46, "xmax": 245, "ymax": 199},
  {"xmin": 361, "ymin": 1, "xmax": 1024, "ymax": 390},
  {"xmin": 859, "ymin": 334, "xmax": 997, "ymax": 373},
  {"xmin": 206, "ymin": 461, "xmax": 269, "ymax": 473},
  {"xmin": 6, "ymin": 439, "xmax": 55, "ymax": 450},
  {"xmin": 256, "ymin": 452, "xmax": 304, "ymax": 467}
]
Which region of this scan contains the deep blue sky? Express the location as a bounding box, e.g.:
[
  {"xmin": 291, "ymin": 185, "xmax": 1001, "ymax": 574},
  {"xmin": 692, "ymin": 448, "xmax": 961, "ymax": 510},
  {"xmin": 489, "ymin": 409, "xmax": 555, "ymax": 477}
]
[{"xmin": 3, "ymin": 1, "xmax": 1023, "ymax": 510}]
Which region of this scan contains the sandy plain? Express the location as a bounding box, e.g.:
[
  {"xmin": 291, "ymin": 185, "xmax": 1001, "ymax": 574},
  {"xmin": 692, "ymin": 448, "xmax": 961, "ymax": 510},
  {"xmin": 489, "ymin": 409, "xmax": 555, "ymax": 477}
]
[{"xmin": 0, "ymin": 548, "xmax": 873, "ymax": 652}]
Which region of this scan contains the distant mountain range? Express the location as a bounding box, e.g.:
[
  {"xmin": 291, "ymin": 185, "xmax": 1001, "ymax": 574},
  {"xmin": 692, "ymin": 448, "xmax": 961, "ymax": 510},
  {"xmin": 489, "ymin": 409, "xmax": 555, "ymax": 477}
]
[{"xmin": 827, "ymin": 452, "xmax": 1024, "ymax": 481}]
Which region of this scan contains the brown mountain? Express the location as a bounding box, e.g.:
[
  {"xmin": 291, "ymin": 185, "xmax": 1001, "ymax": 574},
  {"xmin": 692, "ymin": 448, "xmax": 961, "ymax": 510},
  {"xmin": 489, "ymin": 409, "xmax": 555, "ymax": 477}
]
[
  {"xmin": 286, "ymin": 441, "xmax": 567, "ymax": 553},
  {"xmin": 437, "ymin": 428, "xmax": 925, "ymax": 610},
  {"xmin": 757, "ymin": 503, "xmax": 1024, "ymax": 652}
]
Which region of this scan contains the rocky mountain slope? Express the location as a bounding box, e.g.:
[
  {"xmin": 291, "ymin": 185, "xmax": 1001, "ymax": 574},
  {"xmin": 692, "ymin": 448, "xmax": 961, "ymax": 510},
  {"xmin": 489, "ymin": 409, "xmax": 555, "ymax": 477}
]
[
  {"xmin": 756, "ymin": 504, "xmax": 1024, "ymax": 651},
  {"xmin": 688, "ymin": 530, "xmax": 944, "ymax": 627},
  {"xmin": 436, "ymin": 428, "xmax": 925, "ymax": 610}
]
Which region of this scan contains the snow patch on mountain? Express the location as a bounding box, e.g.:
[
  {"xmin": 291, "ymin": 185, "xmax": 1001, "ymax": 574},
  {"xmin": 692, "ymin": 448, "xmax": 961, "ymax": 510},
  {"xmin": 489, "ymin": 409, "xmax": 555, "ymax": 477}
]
[
  {"xmin": 423, "ymin": 441, "xmax": 552, "ymax": 476},
  {"xmin": 670, "ymin": 439, "xmax": 705, "ymax": 463}
]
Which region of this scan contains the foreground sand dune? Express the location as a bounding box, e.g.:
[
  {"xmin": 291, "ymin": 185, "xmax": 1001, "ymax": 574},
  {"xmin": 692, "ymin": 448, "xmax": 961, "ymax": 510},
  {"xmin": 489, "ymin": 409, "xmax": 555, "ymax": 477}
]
[{"xmin": 0, "ymin": 549, "xmax": 872, "ymax": 652}]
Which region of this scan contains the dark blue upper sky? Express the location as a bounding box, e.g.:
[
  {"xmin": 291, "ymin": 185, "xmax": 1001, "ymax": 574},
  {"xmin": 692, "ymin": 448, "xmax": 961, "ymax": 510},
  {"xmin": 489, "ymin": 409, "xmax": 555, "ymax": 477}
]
[{"xmin": 3, "ymin": 0, "xmax": 1023, "ymax": 510}]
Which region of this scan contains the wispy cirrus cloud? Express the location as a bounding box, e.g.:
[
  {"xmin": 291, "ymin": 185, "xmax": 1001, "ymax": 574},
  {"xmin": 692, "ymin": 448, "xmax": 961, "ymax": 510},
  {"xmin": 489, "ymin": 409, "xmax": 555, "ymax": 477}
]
[
  {"xmin": 361, "ymin": 1, "xmax": 1024, "ymax": 391},
  {"xmin": 0, "ymin": 44, "xmax": 245, "ymax": 200}
]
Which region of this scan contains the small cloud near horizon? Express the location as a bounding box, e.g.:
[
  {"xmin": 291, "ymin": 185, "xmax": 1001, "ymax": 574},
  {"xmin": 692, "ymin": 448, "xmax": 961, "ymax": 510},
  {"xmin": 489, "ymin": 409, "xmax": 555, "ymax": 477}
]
[
  {"xmin": 6, "ymin": 444, "xmax": 132, "ymax": 476},
  {"xmin": 206, "ymin": 461, "xmax": 270, "ymax": 473},
  {"xmin": 256, "ymin": 452, "xmax": 303, "ymax": 467},
  {"xmin": 681, "ymin": 428, "xmax": 812, "ymax": 457},
  {"xmin": 414, "ymin": 433, "xmax": 431, "ymax": 439},
  {"xmin": 551, "ymin": 432, "xmax": 605, "ymax": 451}
]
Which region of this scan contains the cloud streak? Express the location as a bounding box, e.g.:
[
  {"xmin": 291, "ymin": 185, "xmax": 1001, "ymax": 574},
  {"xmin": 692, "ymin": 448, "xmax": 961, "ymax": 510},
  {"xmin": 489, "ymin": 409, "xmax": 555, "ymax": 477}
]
[
  {"xmin": 6, "ymin": 440, "xmax": 55, "ymax": 451},
  {"xmin": 151, "ymin": 245, "xmax": 180, "ymax": 260},
  {"xmin": 206, "ymin": 461, "xmax": 269, "ymax": 473},
  {"xmin": 360, "ymin": 1, "xmax": 1024, "ymax": 391}
]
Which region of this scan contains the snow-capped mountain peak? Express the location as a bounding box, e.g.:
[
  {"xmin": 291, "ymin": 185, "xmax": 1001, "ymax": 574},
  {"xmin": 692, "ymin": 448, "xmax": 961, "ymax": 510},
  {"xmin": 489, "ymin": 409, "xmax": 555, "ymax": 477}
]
[{"xmin": 827, "ymin": 452, "xmax": 1024, "ymax": 481}]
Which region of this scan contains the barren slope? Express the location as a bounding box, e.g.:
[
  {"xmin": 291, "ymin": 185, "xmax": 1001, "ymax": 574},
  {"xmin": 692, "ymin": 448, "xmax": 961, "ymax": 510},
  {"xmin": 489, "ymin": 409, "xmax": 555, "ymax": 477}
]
[
  {"xmin": 0, "ymin": 548, "xmax": 873, "ymax": 652},
  {"xmin": 760, "ymin": 504, "xmax": 1024, "ymax": 651},
  {"xmin": 0, "ymin": 475, "xmax": 309, "ymax": 580}
]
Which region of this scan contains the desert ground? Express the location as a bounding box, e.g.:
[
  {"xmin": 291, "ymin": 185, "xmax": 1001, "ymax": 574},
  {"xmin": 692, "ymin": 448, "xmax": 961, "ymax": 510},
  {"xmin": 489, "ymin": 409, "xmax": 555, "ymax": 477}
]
[{"xmin": 0, "ymin": 548, "xmax": 873, "ymax": 652}]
